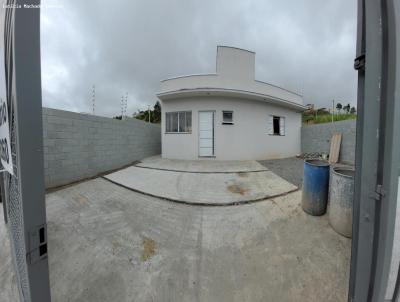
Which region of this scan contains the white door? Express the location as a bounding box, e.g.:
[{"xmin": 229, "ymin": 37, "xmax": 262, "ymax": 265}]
[{"xmin": 198, "ymin": 111, "xmax": 214, "ymax": 157}]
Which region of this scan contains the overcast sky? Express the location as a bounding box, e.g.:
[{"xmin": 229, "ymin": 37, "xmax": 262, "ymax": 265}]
[{"xmin": 41, "ymin": 0, "xmax": 357, "ymax": 117}]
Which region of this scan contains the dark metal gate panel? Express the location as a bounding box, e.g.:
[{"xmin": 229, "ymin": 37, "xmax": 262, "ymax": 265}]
[
  {"xmin": 2, "ymin": 1, "xmax": 51, "ymax": 301},
  {"xmin": 350, "ymin": 0, "xmax": 400, "ymax": 301}
]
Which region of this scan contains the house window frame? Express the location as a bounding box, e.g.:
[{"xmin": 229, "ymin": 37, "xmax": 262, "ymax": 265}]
[
  {"xmin": 165, "ymin": 111, "xmax": 192, "ymax": 134},
  {"xmin": 222, "ymin": 110, "xmax": 234, "ymax": 125},
  {"xmin": 268, "ymin": 115, "xmax": 285, "ymax": 136}
]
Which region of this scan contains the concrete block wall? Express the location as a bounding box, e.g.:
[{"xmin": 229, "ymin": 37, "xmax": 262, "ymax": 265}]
[
  {"xmin": 43, "ymin": 108, "xmax": 161, "ymax": 188},
  {"xmin": 301, "ymin": 119, "xmax": 356, "ymax": 164}
]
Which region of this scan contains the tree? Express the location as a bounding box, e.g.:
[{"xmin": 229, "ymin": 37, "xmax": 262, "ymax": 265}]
[
  {"xmin": 133, "ymin": 110, "xmax": 148, "ymax": 122},
  {"xmin": 133, "ymin": 101, "xmax": 162, "ymax": 124},
  {"xmin": 153, "ymin": 101, "xmax": 161, "ymax": 123},
  {"xmin": 336, "ymin": 102, "xmax": 342, "ymax": 113},
  {"xmin": 350, "ymin": 106, "xmax": 356, "ymax": 114},
  {"xmin": 343, "ymin": 103, "xmax": 351, "ymax": 113}
]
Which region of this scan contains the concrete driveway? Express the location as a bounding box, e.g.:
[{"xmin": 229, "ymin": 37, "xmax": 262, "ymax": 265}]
[
  {"xmin": 104, "ymin": 156, "xmax": 298, "ymax": 205},
  {"xmin": 0, "ymin": 157, "xmax": 351, "ymax": 302}
]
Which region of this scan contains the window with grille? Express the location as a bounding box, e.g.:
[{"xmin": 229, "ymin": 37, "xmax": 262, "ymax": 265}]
[
  {"xmin": 222, "ymin": 111, "xmax": 233, "ymax": 124},
  {"xmin": 166, "ymin": 111, "xmax": 192, "ymax": 133}
]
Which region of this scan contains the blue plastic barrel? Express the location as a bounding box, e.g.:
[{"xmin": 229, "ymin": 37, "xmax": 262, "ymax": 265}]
[{"xmin": 301, "ymin": 159, "xmax": 330, "ymax": 216}]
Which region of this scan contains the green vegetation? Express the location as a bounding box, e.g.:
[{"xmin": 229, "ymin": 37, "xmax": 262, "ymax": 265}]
[
  {"xmin": 303, "ymin": 102, "xmax": 356, "ymax": 124},
  {"xmin": 303, "ymin": 113, "xmax": 357, "ymax": 124},
  {"xmin": 113, "ymin": 101, "xmax": 162, "ymax": 123},
  {"xmin": 133, "ymin": 101, "xmax": 161, "ymax": 123}
]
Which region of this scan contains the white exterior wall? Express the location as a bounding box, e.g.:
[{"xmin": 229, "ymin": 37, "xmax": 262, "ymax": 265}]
[
  {"xmin": 160, "ymin": 46, "xmax": 303, "ymax": 106},
  {"xmin": 161, "ymin": 97, "xmax": 301, "ymax": 160}
]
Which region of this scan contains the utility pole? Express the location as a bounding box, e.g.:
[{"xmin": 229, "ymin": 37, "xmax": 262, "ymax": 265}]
[
  {"xmin": 125, "ymin": 92, "xmax": 128, "ymax": 118},
  {"xmin": 148, "ymin": 105, "xmax": 151, "ymax": 123},
  {"xmin": 332, "ymin": 99, "xmax": 335, "ymax": 123},
  {"xmin": 91, "ymin": 85, "xmax": 95, "ymax": 115},
  {"xmin": 121, "ymin": 95, "xmax": 124, "ymax": 119}
]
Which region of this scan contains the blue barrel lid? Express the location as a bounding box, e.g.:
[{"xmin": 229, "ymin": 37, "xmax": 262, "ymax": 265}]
[{"xmin": 304, "ymin": 159, "xmax": 330, "ymax": 167}]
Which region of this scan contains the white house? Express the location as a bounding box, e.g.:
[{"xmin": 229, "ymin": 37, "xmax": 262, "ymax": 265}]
[{"xmin": 157, "ymin": 46, "xmax": 307, "ymax": 160}]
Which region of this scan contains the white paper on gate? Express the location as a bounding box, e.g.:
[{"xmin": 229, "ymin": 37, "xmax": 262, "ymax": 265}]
[
  {"xmin": 0, "ymin": 6, "xmax": 13, "ymax": 175},
  {"xmin": 0, "ymin": 98, "xmax": 13, "ymax": 175}
]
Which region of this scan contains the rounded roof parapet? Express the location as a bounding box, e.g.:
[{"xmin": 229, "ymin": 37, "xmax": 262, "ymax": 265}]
[
  {"xmin": 217, "ymin": 45, "xmax": 256, "ymax": 54},
  {"xmin": 157, "ymin": 87, "xmax": 307, "ymax": 112},
  {"xmin": 158, "ymin": 46, "xmax": 304, "ymax": 109},
  {"xmin": 160, "ymin": 73, "xmax": 217, "ymax": 83}
]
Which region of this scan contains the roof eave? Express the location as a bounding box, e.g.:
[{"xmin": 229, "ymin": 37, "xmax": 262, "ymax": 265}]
[{"xmin": 157, "ymin": 88, "xmax": 308, "ymax": 112}]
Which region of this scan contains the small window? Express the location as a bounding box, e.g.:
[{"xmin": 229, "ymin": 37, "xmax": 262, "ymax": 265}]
[
  {"xmin": 273, "ymin": 116, "xmax": 280, "ymax": 135},
  {"xmin": 222, "ymin": 111, "xmax": 233, "ymax": 124},
  {"xmin": 268, "ymin": 115, "xmax": 285, "ymax": 136},
  {"xmin": 166, "ymin": 111, "xmax": 192, "ymax": 133}
]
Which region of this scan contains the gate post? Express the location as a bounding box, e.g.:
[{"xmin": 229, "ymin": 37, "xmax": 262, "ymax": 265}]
[
  {"xmin": 1, "ymin": 1, "xmax": 51, "ymax": 301},
  {"xmin": 349, "ymin": 0, "xmax": 400, "ymax": 301}
]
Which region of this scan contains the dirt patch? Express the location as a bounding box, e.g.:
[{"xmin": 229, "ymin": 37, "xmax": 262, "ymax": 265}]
[
  {"xmin": 141, "ymin": 237, "xmax": 156, "ymax": 262},
  {"xmin": 74, "ymin": 194, "xmax": 89, "ymax": 204},
  {"xmin": 227, "ymin": 184, "xmax": 249, "ymax": 195},
  {"xmin": 112, "ymin": 240, "xmax": 122, "ymax": 255}
]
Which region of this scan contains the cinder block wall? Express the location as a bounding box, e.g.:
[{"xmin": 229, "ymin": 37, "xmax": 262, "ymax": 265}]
[
  {"xmin": 301, "ymin": 119, "xmax": 356, "ymax": 164},
  {"xmin": 42, "ymin": 108, "xmax": 161, "ymax": 188}
]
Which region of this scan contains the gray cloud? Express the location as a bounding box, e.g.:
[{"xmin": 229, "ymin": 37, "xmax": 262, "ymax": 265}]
[{"xmin": 41, "ymin": 0, "xmax": 357, "ymax": 117}]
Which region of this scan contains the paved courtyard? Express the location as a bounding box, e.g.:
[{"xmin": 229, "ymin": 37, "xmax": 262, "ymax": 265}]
[
  {"xmin": 104, "ymin": 157, "xmax": 297, "ymax": 205},
  {"xmin": 0, "ymin": 157, "xmax": 351, "ymax": 302},
  {"xmin": 258, "ymin": 157, "xmax": 305, "ymax": 188}
]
